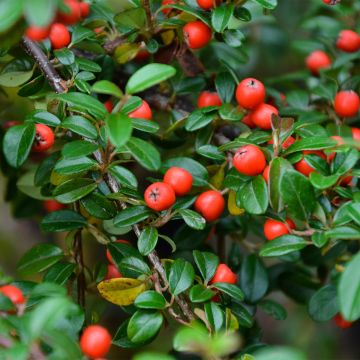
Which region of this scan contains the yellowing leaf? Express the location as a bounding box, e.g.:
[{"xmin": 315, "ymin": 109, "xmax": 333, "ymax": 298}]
[
  {"xmin": 50, "ymin": 171, "xmax": 76, "ymax": 186},
  {"xmin": 226, "ymin": 307, "xmax": 239, "ymax": 331},
  {"xmin": 209, "ymin": 164, "xmax": 225, "ymax": 189},
  {"xmin": 161, "ymin": 30, "xmax": 175, "ymax": 46},
  {"xmin": 97, "ymin": 278, "xmax": 146, "ymax": 306},
  {"xmin": 114, "ymin": 43, "xmax": 139, "ymax": 64},
  {"xmin": 228, "ymin": 190, "xmax": 244, "ymax": 215}
]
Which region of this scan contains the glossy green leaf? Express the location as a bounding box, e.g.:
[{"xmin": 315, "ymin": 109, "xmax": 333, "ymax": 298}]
[
  {"xmin": 62, "ymin": 140, "xmax": 98, "ymax": 159},
  {"xmin": 44, "ymin": 262, "xmax": 76, "ymax": 285},
  {"xmin": 134, "ymin": 291, "xmax": 166, "ymax": 309},
  {"xmin": 54, "ymin": 157, "xmax": 97, "ymax": 175},
  {"xmin": 260, "ymin": 235, "xmax": 307, "ymax": 257},
  {"xmin": 212, "ymin": 283, "xmax": 244, "ymax": 301},
  {"xmin": 211, "ymin": 4, "xmax": 233, "ymax": 33},
  {"xmin": 41, "ymin": 210, "xmax": 87, "ymax": 232},
  {"xmin": 185, "ymin": 110, "xmax": 216, "ymax": 132},
  {"xmin": 284, "ymin": 137, "xmax": 337, "ymax": 155},
  {"xmin": 253, "ymin": 0, "xmax": 278, "ymax": 9},
  {"xmin": 193, "ymin": 250, "xmax": 219, "ymax": 283},
  {"xmin": 106, "ymin": 113, "xmax": 132, "ymax": 148},
  {"xmin": 204, "ymin": 302, "xmax": 225, "ymax": 332},
  {"xmin": 238, "ymin": 176, "xmax": 268, "ymax": 215},
  {"xmin": 62, "ymin": 116, "xmax": 98, "ymax": 139},
  {"xmin": 119, "ymin": 257, "xmax": 151, "ymax": 278},
  {"xmin": 169, "ymin": 259, "xmax": 195, "ymax": 295},
  {"xmin": 114, "ymin": 206, "xmax": 152, "ymax": 227},
  {"xmin": 259, "ymin": 299, "xmax": 287, "ymax": 320},
  {"xmin": 127, "ymin": 310, "xmax": 163, "ymax": 343},
  {"xmin": 138, "ymin": 227, "xmax": 158, "ymax": 256},
  {"xmin": 80, "ymin": 193, "xmax": 117, "ymax": 220},
  {"xmin": 92, "ymin": 80, "xmax": 123, "ymax": 98},
  {"xmin": 109, "ymin": 165, "xmax": 138, "ymax": 188},
  {"xmin": 308, "ymin": 285, "xmax": 338, "ymax": 322},
  {"xmin": 179, "ymin": 209, "xmax": 206, "ymax": 230},
  {"xmin": 189, "ymin": 285, "xmax": 215, "ymax": 303},
  {"xmin": 53, "ymin": 179, "xmax": 97, "ymax": 203}
]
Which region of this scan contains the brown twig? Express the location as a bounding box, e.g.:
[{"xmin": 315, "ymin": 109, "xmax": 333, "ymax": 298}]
[{"xmin": 142, "ymin": 0, "xmax": 154, "ymax": 33}]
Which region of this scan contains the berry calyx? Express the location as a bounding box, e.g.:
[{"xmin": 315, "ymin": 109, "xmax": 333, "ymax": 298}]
[
  {"xmin": 194, "ymin": 190, "xmax": 225, "ymax": 222},
  {"xmin": 80, "ymin": 325, "xmax": 112, "ymax": 358},
  {"xmin": 58, "ymin": 0, "xmax": 81, "ymax": 25},
  {"xmin": 163, "ymin": 167, "xmax": 193, "ymax": 196},
  {"xmin": 336, "ymin": 30, "xmax": 360, "ymax": 53},
  {"xmin": 264, "ymin": 218, "xmax": 295, "ymax": 241},
  {"xmin": 49, "ymin": 23, "xmax": 71, "ymax": 49},
  {"xmin": 183, "ymin": 21, "xmax": 212, "ymax": 49},
  {"xmin": 306, "ymin": 50, "xmax": 331, "ymax": 75},
  {"xmin": 263, "ymin": 165, "xmax": 270, "ymax": 184},
  {"xmin": 233, "ymin": 144, "xmax": 266, "ymax": 176},
  {"xmin": 32, "ymin": 124, "xmax": 55, "ymax": 152},
  {"xmin": 43, "ymin": 200, "xmax": 66, "ymax": 212},
  {"xmin": 210, "ymin": 264, "xmax": 237, "ymax": 284},
  {"xmin": 196, "ymin": 0, "xmax": 216, "ymax": 10},
  {"xmin": 144, "ymin": 182, "xmax": 176, "ymax": 211},
  {"xmin": 25, "ymin": 26, "xmax": 50, "ymax": 41},
  {"xmin": 333, "ymin": 314, "xmax": 352, "ymax": 329},
  {"xmin": 250, "ymin": 103, "xmax": 279, "ymax": 130},
  {"xmin": 236, "ymin": 78, "xmax": 265, "ymax": 110},
  {"xmin": 105, "ymin": 264, "xmax": 122, "ymax": 280},
  {"xmin": 334, "ymin": 90, "xmax": 360, "ymax": 118},
  {"xmin": 294, "ymin": 150, "xmax": 326, "ymax": 177},
  {"xmin": 106, "ymin": 240, "xmax": 132, "ymax": 264},
  {"xmin": 197, "ymin": 91, "xmax": 222, "ymax": 108},
  {"xmin": 128, "ymin": 100, "xmax": 152, "ymax": 120},
  {"xmin": 0, "ymin": 285, "xmax": 25, "ymax": 305}
]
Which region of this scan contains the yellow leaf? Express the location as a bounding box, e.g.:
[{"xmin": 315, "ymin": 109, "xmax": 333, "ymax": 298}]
[
  {"xmin": 228, "ymin": 190, "xmax": 244, "ymax": 215},
  {"xmin": 226, "ymin": 308, "xmax": 239, "ymax": 331},
  {"xmin": 209, "ymin": 164, "xmax": 226, "ymax": 189},
  {"xmin": 50, "ymin": 171, "xmax": 75, "ymax": 186},
  {"xmin": 114, "ymin": 43, "xmax": 139, "ymax": 64},
  {"xmin": 97, "ymin": 278, "xmax": 146, "ymax": 306},
  {"xmin": 161, "ymin": 30, "xmax": 175, "ymax": 46}
]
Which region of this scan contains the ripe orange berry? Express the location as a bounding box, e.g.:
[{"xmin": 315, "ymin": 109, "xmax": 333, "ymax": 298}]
[
  {"xmin": 263, "ymin": 165, "xmax": 270, "ymax": 184},
  {"xmin": 197, "ymin": 91, "xmax": 222, "ymax": 108},
  {"xmin": 25, "ymin": 26, "xmax": 50, "ymax": 41},
  {"xmin": 58, "ymin": 0, "xmax": 81, "ymax": 25},
  {"xmin": 163, "ymin": 167, "xmax": 193, "ymax": 196},
  {"xmin": 264, "ymin": 218, "xmax": 295, "ymax": 241},
  {"xmin": 105, "ymin": 264, "xmax": 122, "ymax": 280},
  {"xmin": 352, "ymin": 127, "xmax": 360, "ymax": 141},
  {"xmin": 210, "ymin": 264, "xmax": 237, "ymax": 284},
  {"xmin": 144, "ymin": 182, "xmax": 176, "ymax": 211},
  {"xmin": 242, "ymin": 113, "xmax": 256, "ymax": 128},
  {"xmin": 183, "ymin": 21, "xmax": 212, "ymax": 49},
  {"xmin": 104, "ymin": 99, "xmax": 113, "ymax": 113},
  {"xmin": 233, "ymin": 144, "xmax": 266, "ymax": 176},
  {"xmin": 250, "ymin": 103, "xmax": 278, "ymax": 130},
  {"xmin": 306, "ymin": 50, "xmax": 331, "ymax": 75},
  {"xmin": 49, "ymin": 23, "xmax": 71, "ymax": 49},
  {"xmin": 336, "ymin": 30, "xmax": 360, "ymax": 53},
  {"xmin": 32, "ymin": 124, "xmax": 55, "ymax": 152},
  {"xmin": 334, "ymin": 314, "xmax": 352, "ymax": 329},
  {"xmin": 196, "ymin": 0, "xmax": 216, "ymax": 10},
  {"xmin": 128, "ymin": 100, "xmax": 152, "ymax": 120},
  {"xmin": 294, "ymin": 150, "xmax": 326, "ymax": 177},
  {"xmin": 43, "ymin": 200, "xmax": 66, "ymax": 212},
  {"xmin": 79, "ymin": 2, "xmax": 90, "ymax": 17},
  {"xmin": 236, "ymin": 78, "xmax": 265, "ymax": 110},
  {"xmin": 80, "ymin": 325, "xmax": 112, "ymax": 358},
  {"xmin": 334, "ymin": 90, "xmax": 360, "ymax": 118},
  {"xmin": 0, "ymin": 285, "xmax": 25, "ymax": 305},
  {"xmin": 194, "ymin": 190, "xmax": 225, "ymax": 222}
]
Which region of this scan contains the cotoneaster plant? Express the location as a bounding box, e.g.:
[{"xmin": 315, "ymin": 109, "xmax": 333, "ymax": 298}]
[{"xmin": 0, "ymin": 0, "xmax": 360, "ymax": 359}]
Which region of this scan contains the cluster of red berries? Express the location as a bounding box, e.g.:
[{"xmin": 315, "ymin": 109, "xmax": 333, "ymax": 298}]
[
  {"xmin": 80, "ymin": 324, "xmax": 112, "ymax": 358},
  {"xmin": 25, "ymin": 0, "xmax": 90, "ymax": 49}
]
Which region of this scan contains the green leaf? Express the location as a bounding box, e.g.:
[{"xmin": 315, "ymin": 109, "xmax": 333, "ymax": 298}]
[
  {"xmin": 189, "ymin": 285, "xmax": 215, "ymax": 303},
  {"xmin": 161, "ymin": 158, "xmax": 208, "ymax": 186},
  {"xmin": 54, "ymin": 48, "xmax": 75, "ymax": 65},
  {"xmin": 312, "ymin": 231, "xmax": 329, "ymax": 248},
  {"xmin": 62, "ymin": 140, "xmax": 98, "ymax": 159},
  {"xmin": 284, "ymin": 137, "xmax": 337, "ymax": 155},
  {"xmin": 196, "ymin": 145, "xmax": 226, "ymax": 161},
  {"xmin": 114, "ymin": 206, "xmax": 152, "ymax": 227},
  {"xmin": 3, "ymin": 123, "xmax": 35, "ymax": 168},
  {"xmin": 280, "ymin": 170, "xmax": 316, "ymax": 221},
  {"xmin": 309, "ymin": 173, "xmax": 339, "ymax": 190},
  {"xmin": 169, "ymin": 259, "xmax": 195, "ymax": 295},
  {"xmin": 54, "ymin": 157, "xmax": 97, "ymax": 175},
  {"xmin": 92, "ymin": 80, "xmax": 123, "ymax": 98},
  {"xmin": 338, "ymin": 252, "xmax": 360, "ymax": 321},
  {"xmin": 71, "ymin": 25, "xmax": 95, "ymax": 45},
  {"xmin": 134, "ymin": 291, "xmax": 166, "ymax": 309},
  {"xmin": 17, "ymin": 170, "xmax": 47, "ymax": 200},
  {"xmin": 193, "ymin": 250, "xmax": 219, "ymax": 283},
  {"xmin": 204, "ymin": 302, "xmax": 225, "ymax": 332},
  {"xmin": 223, "ymin": 29, "xmax": 245, "ymax": 47},
  {"xmin": 0, "ymin": 69, "xmax": 34, "ymax": 87},
  {"xmin": 54, "ymin": 93, "xmax": 106, "ymax": 119},
  {"xmin": 231, "ymin": 302, "xmax": 253, "ymax": 328},
  {"xmin": 211, "ymin": 4, "xmax": 233, "ymax": 33},
  {"xmin": 44, "ymin": 262, "xmax": 76, "ymax": 285},
  {"xmin": 215, "ymin": 72, "xmax": 235, "ymax": 103},
  {"xmin": 254, "ymin": 346, "xmax": 307, "ymax": 360},
  {"xmin": 125, "ymin": 137, "xmax": 161, "ymax": 171},
  {"xmin": 119, "ymin": 257, "xmax": 151, "ymax": 278},
  {"xmin": 260, "ymin": 235, "xmax": 307, "ymax": 257},
  {"xmin": 259, "ymin": 299, "xmax": 287, "ymax": 320},
  {"xmin": 17, "ymin": 244, "xmax": 63, "ymax": 275},
  {"xmin": 308, "ymin": 285, "xmax": 338, "ymax": 322},
  {"xmin": 127, "ymin": 310, "xmax": 163, "ymax": 343},
  {"xmin": 26, "ymin": 111, "xmax": 61, "ymax": 126},
  {"xmin": 0, "ymin": 293, "xmax": 15, "ymax": 312},
  {"xmin": 23, "ymin": 0, "xmax": 56, "ymax": 27},
  {"xmin": 185, "ymin": 109, "xmax": 216, "ymax": 132},
  {"xmin": 238, "ymin": 176, "xmax": 268, "ymax": 215},
  {"xmin": 179, "ymin": 209, "xmax": 206, "ymax": 230},
  {"xmin": 331, "ymin": 148, "xmax": 359, "ymax": 176},
  {"xmin": 126, "ymin": 64, "xmax": 176, "ymax": 94},
  {"xmin": 53, "ymin": 179, "xmax": 97, "ymax": 204},
  {"xmin": 240, "ymin": 254, "xmax": 269, "ymax": 303},
  {"xmin": 41, "ymin": 210, "xmax": 87, "ymax": 232},
  {"xmin": 108, "ymin": 242, "xmax": 142, "ymax": 266},
  {"xmin": 131, "ymin": 118, "xmax": 160, "ymax": 134},
  {"xmin": 212, "ymin": 283, "xmax": 244, "ymax": 301},
  {"xmin": 0, "ymin": 0, "xmax": 22, "ymax": 32},
  {"xmin": 109, "ymin": 165, "xmax": 138, "ymax": 188},
  {"xmin": 325, "ymin": 226, "xmax": 360, "ymax": 240},
  {"xmin": 62, "ymin": 116, "xmax": 98, "ymax": 139},
  {"xmin": 138, "ymin": 227, "xmax": 158, "ymax": 256},
  {"xmin": 286, "ymin": 90, "xmax": 309, "ymax": 109},
  {"xmin": 80, "ymin": 193, "xmax": 117, "ymax": 220},
  {"xmin": 106, "ymin": 113, "xmax": 132, "ymax": 148},
  {"xmin": 253, "ymin": 0, "xmax": 278, "ymax": 9}
]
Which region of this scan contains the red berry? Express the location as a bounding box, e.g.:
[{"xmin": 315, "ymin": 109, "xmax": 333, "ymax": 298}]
[
  {"xmin": 25, "ymin": 26, "xmax": 50, "ymax": 41},
  {"xmin": 161, "ymin": 0, "xmax": 176, "ymax": 15},
  {"xmin": 242, "ymin": 113, "xmax": 255, "ymax": 128},
  {"xmin": 196, "ymin": 0, "xmax": 216, "ymax": 10},
  {"xmin": 80, "ymin": 325, "xmax": 112, "ymax": 358},
  {"xmin": 336, "ymin": 30, "xmax": 360, "ymax": 53},
  {"xmin": 106, "ymin": 240, "xmax": 131, "ymax": 265},
  {"xmin": 352, "ymin": 127, "xmax": 360, "ymax": 141},
  {"xmin": 135, "ymin": 49, "xmax": 150, "ymax": 61},
  {"xmin": 250, "ymin": 103, "xmax": 278, "ymax": 130},
  {"xmin": 210, "ymin": 264, "xmax": 237, "ymax": 284},
  {"xmin": 334, "ymin": 90, "xmax": 360, "ymax": 118},
  {"xmin": 233, "ymin": 144, "xmax": 266, "ymax": 176},
  {"xmin": 32, "ymin": 124, "xmax": 55, "ymax": 152},
  {"xmin": 0, "ymin": 285, "xmax": 25, "ymax": 305},
  {"xmin": 197, "ymin": 91, "xmax": 222, "ymax": 108},
  {"xmin": 104, "ymin": 99, "xmax": 113, "ymax": 113},
  {"xmin": 268, "ymin": 136, "xmax": 295, "ymax": 150},
  {"xmin": 183, "ymin": 21, "xmax": 212, "ymax": 50},
  {"xmin": 43, "ymin": 200, "xmax": 65, "ymax": 212},
  {"xmin": 294, "ymin": 150, "xmax": 326, "ymax": 177},
  {"xmin": 306, "ymin": 50, "xmax": 331, "ymax": 75},
  {"xmin": 58, "ymin": 0, "xmax": 81, "ymax": 25},
  {"xmin": 105, "ymin": 264, "xmax": 122, "ymax": 280},
  {"xmin": 128, "ymin": 100, "xmax": 152, "ymax": 120},
  {"xmin": 328, "ymin": 135, "xmax": 344, "ymax": 162},
  {"xmin": 334, "ymin": 314, "xmax": 352, "ymax": 329},
  {"xmin": 194, "ymin": 190, "xmax": 224, "ymax": 222},
  {"xmin": 79, "ymin": 2, "xmax": 90, "ymax": 17},
  {"xmin": 49, "ymin": 23, "xmax": 71, "ymax": 49},
  {"xmin": 236, "ymin": 78, "xmax": 265, "ymax": 110},
  {"xmin": 144, "ymin": 182, "xmax": 176, "ymax": 211},
  {"xmin": 340, "ymin": 175, "xmax": 353, "ymax": 186},
  {"xmin": 263, "ymin": 165, "xmax": 270, "ymax": 184},
  {"xmin": 163, "ymin": 167, "xmax": 193, "ymax": 196},
  {"xmin": 264, "ymin": 218, "xmax": 295, "ymax": 241}
]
